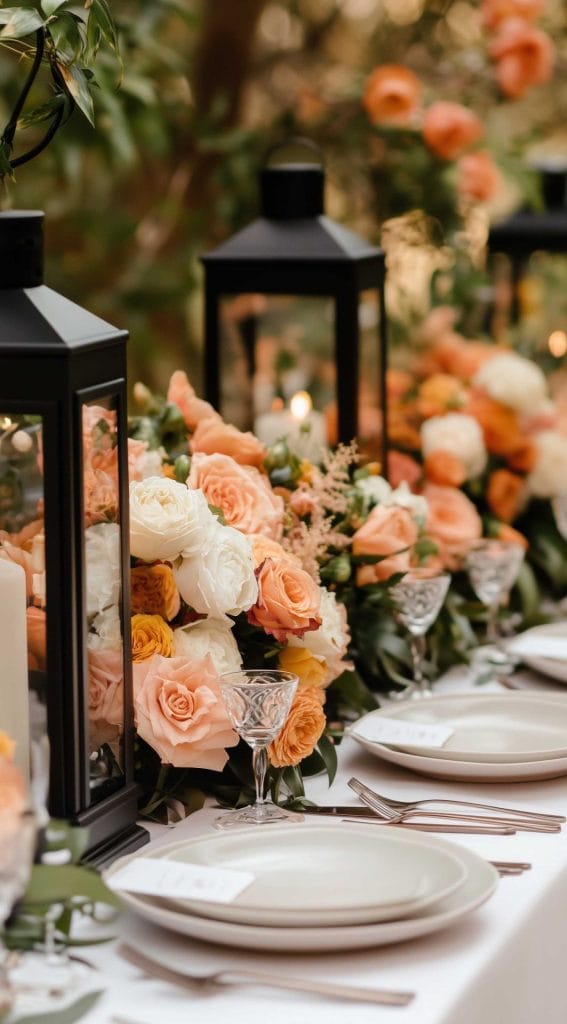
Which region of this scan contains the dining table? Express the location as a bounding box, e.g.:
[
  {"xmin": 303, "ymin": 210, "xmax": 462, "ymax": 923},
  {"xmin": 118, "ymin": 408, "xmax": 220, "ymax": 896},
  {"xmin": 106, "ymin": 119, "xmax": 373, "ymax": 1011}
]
[{"xmin": 67, "ymin": 670, "xmax": 567, "ymax": 1024}]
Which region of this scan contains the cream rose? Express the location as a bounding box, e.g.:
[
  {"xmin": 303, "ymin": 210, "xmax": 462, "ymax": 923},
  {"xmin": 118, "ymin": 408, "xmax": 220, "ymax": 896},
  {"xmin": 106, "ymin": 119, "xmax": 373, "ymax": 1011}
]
[
  {"xmin": 173, "ymin": 619, "xmax": 242, "ymax": 675},
  {"xmin": 85, "ymin": 523, "xmax": 122, "ymax": 617},
  {"xmin": 355, "ymin": 475, "xmax": 393, "ymax": 512},
  {"xmin": 527, "ymin": 431, "xmax": 567, "ymax": 498},
  {"xmin": 288, "ymin": 589, "xmax": 350, "ymax": 684},
  {"xmin": 473, "ymin": 353, "xmax": 548, "ymax": 415},
  {"xmin": 87, "ymin": 606, "xmax": 123, "ymax": 652},
  {"xmin": 385, "ymin": 481, "xmax": 429, "ymax": 523},
  {"xmin": 130, "ymin": 477, "xmax": 214, "ymax": 563},
  {"xmin": 421, "ymin": 413, "xmax": 487, "ymax": 479},
  {"xmin": 174, "ymin": 522, "xmax": 258, "ymax": 620},
  {"xmin": 189, "ymin": 452, "xmax": 284, "ymax": 540}
]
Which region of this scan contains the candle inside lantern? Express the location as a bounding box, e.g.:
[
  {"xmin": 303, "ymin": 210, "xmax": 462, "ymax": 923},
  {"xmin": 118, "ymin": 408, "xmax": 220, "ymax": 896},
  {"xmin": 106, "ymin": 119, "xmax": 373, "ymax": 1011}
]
[
  {"xmin": 255, "ymin": 391, "xmax": 327, "ymax": 463},
  {"xmin": 0, "ymin": 559, "xmax": 30, "ymax": 779}
]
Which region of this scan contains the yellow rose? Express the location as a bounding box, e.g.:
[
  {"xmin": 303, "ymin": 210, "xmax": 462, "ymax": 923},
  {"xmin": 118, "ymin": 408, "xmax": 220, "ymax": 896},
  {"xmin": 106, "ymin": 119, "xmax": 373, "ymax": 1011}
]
[
  {"xmin": 131, "ymin": 614, "xmax": 174, "ymax": 663},
  {"xmin": 0, "ymin": 731, "xmax": 15, "ymax": 760},
  {"xmin": 278, "ymin": 646, "xmax": 327, "ymax": 689},
  {"xmin": 268, "ymin": 687, "xmax": 326, "ymax": 768},
  {"xmin": 131, "ymin": 564, "xmax": 180, "ymax": 621}
]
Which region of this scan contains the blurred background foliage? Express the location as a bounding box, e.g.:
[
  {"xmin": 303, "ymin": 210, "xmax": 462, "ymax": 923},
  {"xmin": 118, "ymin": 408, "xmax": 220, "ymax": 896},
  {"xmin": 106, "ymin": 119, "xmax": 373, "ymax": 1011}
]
[{"xmin": 1, "ymin": 0, "xmax": 566, "ymax": 392}]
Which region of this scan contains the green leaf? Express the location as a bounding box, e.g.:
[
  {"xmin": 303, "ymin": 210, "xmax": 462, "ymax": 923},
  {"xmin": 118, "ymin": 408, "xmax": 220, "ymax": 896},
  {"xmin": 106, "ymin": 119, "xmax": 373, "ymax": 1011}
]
[
  {"xmin": 14, "ymin": 989, "xmax": 103, "ymax": 1024},
  {"xmin": 86, "ymin": 0, "xmax": 119, "ymax": 58},
  {"xmin": 23, "ymin": 864, "xmax": 120, "ymax": 910},
  {"xmin": 18, "ymin": 95, "xmax": 65, "ymax": 129},
  {"xmin": 0, "ymin": 141, "xmax": 14, "ymax": 178},
  {"xmin": 42, "ymin": 0, "xmax": 70, "ymax": 15},
  {"xmin": 0, "ymin": 7, "xmax": 44, "ymax": 38},
  {"xmin": 57, "ymin": 63, "xmax": 95, "ymax": 125},
  {"xmin": 49, "ymin": 12, "xmax": 84, "ymax": 62},
  {"xmin": 316, "ymin": 733, "xmax": 338, "ymax": 785}
]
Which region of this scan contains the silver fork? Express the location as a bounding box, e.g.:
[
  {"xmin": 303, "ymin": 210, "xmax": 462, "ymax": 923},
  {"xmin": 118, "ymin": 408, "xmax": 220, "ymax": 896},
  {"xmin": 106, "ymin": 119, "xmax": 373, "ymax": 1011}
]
[
  {"xmin": 350, "ymin": 793, "xmax": 560, "ymax": 833},
  {"xmin": 349, "ymin": 777, "xmax": 566, "ymax": 826},
  {"xmin": 118, "ymin": 943, "xmax": 415, "ymax": 1007}
]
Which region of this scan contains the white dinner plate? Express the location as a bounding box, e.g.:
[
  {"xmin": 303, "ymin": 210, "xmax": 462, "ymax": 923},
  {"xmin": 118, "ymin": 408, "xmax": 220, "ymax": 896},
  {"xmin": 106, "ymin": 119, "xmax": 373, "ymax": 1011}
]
[
  {"xmin": 107, "ymin": 826, "xmax": 467, "ymax": 928},
  {"xmin": 104, "ymin": 829, "xmax": 497, "ymax": 953},
  {"xmin": 509, "ymin": 623, "xmax": 567, "ymax": 684},
  {"xmin": 352, "ymin": 694, "xmax": 567, "ymax": 764}
]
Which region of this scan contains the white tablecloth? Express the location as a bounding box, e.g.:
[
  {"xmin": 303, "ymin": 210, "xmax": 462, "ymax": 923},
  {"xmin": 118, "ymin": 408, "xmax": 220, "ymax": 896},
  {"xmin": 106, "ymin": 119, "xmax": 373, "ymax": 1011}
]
[{"xmin": 75, "ymin": 675, "xmax": 567, "ymax": 1024}]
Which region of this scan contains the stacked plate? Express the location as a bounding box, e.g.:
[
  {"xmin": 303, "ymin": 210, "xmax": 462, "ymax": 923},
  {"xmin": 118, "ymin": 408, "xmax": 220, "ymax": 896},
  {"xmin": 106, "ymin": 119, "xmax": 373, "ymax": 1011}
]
[
  {"xmin": 508, "ymin": 622, "xmax": 567, "ymax": 684},
  {"xmin": 104, "ymin": 824, "xmax": 498, "ymax": 952},
  {"xmin": 351, "ymin": 693, "xmax": 567, "ymax": 782}
]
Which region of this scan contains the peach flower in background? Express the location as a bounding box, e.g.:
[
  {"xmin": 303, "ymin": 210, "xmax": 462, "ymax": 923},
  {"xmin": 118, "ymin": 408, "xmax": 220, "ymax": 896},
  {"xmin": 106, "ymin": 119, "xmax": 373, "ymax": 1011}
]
[
  {"xmin": 386, "ymin": 368, "xmax": 414, "ymax": 403},
  {"xmin": 363, "ymin": 65, "xmax": 421, "ymax": 125},
  {"xmin": 424, "ymin": 450, "xmax": 467, "ymax": 488},
  {"xmin": 0, "ymin": 756, "xmax": 26, "ymax": 814},
  {"xmin": 88, "ymin": 650, "xmax": 124, "ymax": 731},
  {"xmin": 167, "ymin": 370, "xmax": 220, "ymax": 430},
  {"xmin": 493, "ymin": 523, "xmax": 529, "ymax": 549},
  {"xmin": 0, "ymin": 732, "xmax": 15, "ymax": 761},
  {"xmin": 481, "ymin": 0, "xmax": 545, "ymax": 30},
  {"xmin": 278, "ymin": 645, "xmax": 327, "ymax": 689},
  {"xmin": 288, "ymin": 485, "xmax": 319, "ymax": 518},
  {"xmin": 457, "ymin": 151, "xmax": 502, "ymax": 203},
  {"xmin": 133, "ymin": 654, "xmax": 237, "ymax": 769},
  {"xmin": 422, "ymin": 334, "xmax": 498, "ymax": 382},
  {"xmin": 417, "ymin": 374, "xmax": 468, "ymax": 419},
  {"xmin": 421, "ymin": 413, "xmax": 487, "ymax": 479},
  {"xmin": 190, "ymin": 417, "xmax": 266, "ymax": 468},
  {"xmin": 489, "ymin": 18, "xmax": 554, "ymax": 98},
  {"xmin": 131, "ymin": 613, "xmax": 174, "ymax": 662},
  {"xmin": 189, "ymin": 452, "xmax": 284, "ymax": 540},
  {"xmin": 507, "ymin": 437, "xmax": 537, "ymax": 473},
  {"xmin": 268, "ymin": 686, "xmax": 326, "ymax": 768},
  {"xmin": 466, "ymin": 391, "xmax": 523, "ymax": 457},
  {"xmin": 423, "ymin": 484, "xmax": 482, "ymax": 567},
  {"xmin": 353, "ymin": 504, "xmax": 418, "ymax": 584},
  {"xmin": 84, "ymin": 467, "xmax": 118, "ymax": 527},
  {"xmin": 422, "ymin": 102, "xmax": 483, "ymax": 161},
  {"xmin": 26, "ymin": 607, "xmax": 46, "ymax": 672},
  {"xmin": 249, "ymin": 534, "xmax": 301, "ymax": 569},
  {"xmin": 487, "ymin": 469, "xmax": 526, "ymax": 522},
  {"xmin": 248, "ymin": 557, "xmax": 321, "ymax": 642},
  {"xmin": 387, "ymin": 451, "xmax": 422, "ymax": 490},
  {"xmin": 131, "ymin": 563, "xmax": 180, "ymax": 621}
]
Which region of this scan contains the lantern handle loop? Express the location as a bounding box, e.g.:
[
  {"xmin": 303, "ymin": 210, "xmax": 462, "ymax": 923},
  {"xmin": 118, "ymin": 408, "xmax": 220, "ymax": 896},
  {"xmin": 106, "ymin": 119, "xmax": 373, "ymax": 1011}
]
[{"xmin": 263, "ymin": 136, "xmax": 324, "ymax": 168}]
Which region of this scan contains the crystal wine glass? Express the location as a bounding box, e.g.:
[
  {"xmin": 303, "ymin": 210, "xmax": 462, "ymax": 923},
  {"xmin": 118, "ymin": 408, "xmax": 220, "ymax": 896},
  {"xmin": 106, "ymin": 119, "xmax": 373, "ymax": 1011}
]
[
  {"xmin": 466, "ymin": 539, "xmax": 524, "ymax": 666},
  {"xmin": 215, "ymin": 670, "xmax": 303, "ymax": 830},
  {"xmin": 390, "ymin": 568, "xmax": 450, "ymax": 700}
]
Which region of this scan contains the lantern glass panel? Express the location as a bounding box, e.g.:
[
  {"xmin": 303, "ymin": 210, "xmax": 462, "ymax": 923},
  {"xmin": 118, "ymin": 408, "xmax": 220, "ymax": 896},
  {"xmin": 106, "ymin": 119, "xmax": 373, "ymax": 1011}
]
[
  {"xmin": 492, "ymin": 252, "xmax": 567, "ymax": 356},
  {"xmin": 81, "ymin": 395, "xmax": 126, "ymax": 806},
  {"xmin": 358, "ymin": 288, "xmax": 384, "ymax": 463}
]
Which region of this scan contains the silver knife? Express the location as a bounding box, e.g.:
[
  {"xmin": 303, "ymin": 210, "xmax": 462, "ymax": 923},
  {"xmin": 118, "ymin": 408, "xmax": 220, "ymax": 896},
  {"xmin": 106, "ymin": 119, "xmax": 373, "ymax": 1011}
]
[{"xmin": 301, "ymin": 807, "xmax": 517, "ymax": 834}]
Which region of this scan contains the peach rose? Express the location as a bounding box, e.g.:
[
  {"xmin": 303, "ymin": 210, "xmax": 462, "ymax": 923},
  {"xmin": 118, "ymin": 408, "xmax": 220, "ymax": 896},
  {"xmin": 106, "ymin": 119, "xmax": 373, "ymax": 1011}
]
[
  {"xmin": 417, "ymin": 373, "xmax": 468, "ymax": 419},
  {"xmin": 189, "ymin": 452, "xmax": 284, "ymax": 540},
  {"xmin": 133, "ymin": 654, "xmax": 237, "ymax": 769},
  {"xmin": 27, "ymin": 607, "xmax": 46, "ymax": 672},
  {"xmin": 190, "ymin": 417, "xmax": 266, "ymax": 468},
  {"xmin": 84, "ymin": 467, "xmax": 118, "ymax": 527},
  {"xmin": 493, "ymin": 523, "xmax": 529, "ymax": 549},
  {"xmin": 386, "ymin": 369, "xmax": 414, "ymax": 402},
  {"xmin": 247, "ymin": 558, "xmax": 321, "ymax": 642},
  {"xmin": 353, "ymin": 505, "xmax": 418, "ymax": 584},
  {"xmin": 424, "ymin": 450, "xmax": 467, "ymax": 488},
  {"xmin": 466, "ymin": 391, "xmax": 523, "ymax": 457},
  {"xmin": 489, "ymin": 18, "xmax": 554, "ymax": 98},
  {"xmin": 0, "ymin": 757, "xmax": 26, "ymax": 814},
  {"xmin": 422, "ymin": 102, "xmax": 483, "ymax": 161},
  {"xmin": 131, "ymin": 564, "xmax": 180, "ymax": 621},
  {"xmin": 457, "ymin": 151, "xmax": 502, "ymax": 203},
  {"xmin": 423, "ymin": 484, "xmax": 482, "ymax": 567},
  {"xmin": 481, "ymin": 0, "xmax": 544, "ymax": 30},
  {"xmin": 278, "ymin": 645, "xmax": 327, "ymax": 689},
  {"xmin": 363, "ymin": 65, "xmax": 421, "ymax": 125},
  {"xmin": 507, "ymin": 437, "xmax": 537, "ymax": 473},
  {"xmin": 288, "ymin": 485, "xmax": 318, "ymax": 518},
  {"xmin": 250, "ymin": 534, "xmax": 301, "ymax": 569},
  {"xmin": 487, "ymin": 469, "xmax": 525, "ymax": 523},
  {"xmin": 167, "ymin": 370, "xmax": 220, "ymax": 430},
  {"xmin": 88, "ymin": 649, "xmax": 124, "ymax": 746},
  {"xmin": 268, "ymin": 686, "xmax": 326, "ymax": 768},
  {"xmin": 387, "ymin": 451, "xmax": 422, "ymax": 490},
  {"xmin": 131, "ymin": 613, "xmax": 174, "ymax": 663}
]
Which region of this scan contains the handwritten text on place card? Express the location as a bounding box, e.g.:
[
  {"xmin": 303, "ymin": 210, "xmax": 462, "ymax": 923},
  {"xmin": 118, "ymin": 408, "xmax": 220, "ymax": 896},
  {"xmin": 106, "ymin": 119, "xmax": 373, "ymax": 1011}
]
[
  {"xmin": 108, "ymin": 858, "xmax": 255, "ymax": 904},
  {"xmin": 353, "ymin": 717, "xmax": 455, "ymax": 749}
]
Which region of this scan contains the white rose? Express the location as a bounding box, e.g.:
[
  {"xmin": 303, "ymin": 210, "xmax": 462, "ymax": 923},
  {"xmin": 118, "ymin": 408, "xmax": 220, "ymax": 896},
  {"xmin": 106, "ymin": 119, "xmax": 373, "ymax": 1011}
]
[
  {"xmin": 384, "ymin": 481, "xmax": 429, "ymax": 524},
  {"xmin": 473, "ymin": 353, "xmax": 548, "ymax": 415},
  {"xmin": 421, "ymin": 413, "xmax": 487, "ymax": 479},
  {"xmin": 85, "ymin": 523, "xmax": 122, "ymax": 617},
  {"xmin": 129, "ymin": 476, "xmax": 213, "ymax": 562},
  {"xmin": 527, "ymin": 431, "xmax": 567, "ymax": 498},
  {"xmin": 289, "ymin": 590, "xmax": 350, "ymax": 684},
  {"xmin": 355, "ymin": 475, "xmax": 392, "ymax": 511},
  {"xmin": 87, "ymin": 605, "xmax": 123, "ymax": 651},
  {"xmin": 133, "ymin": 449, "xmax": 164, "ymax": 480},
  {"xmin": 173, "ymin": 619, "xmax": 242, "ymax": 675},
  {"xmin": 174, "ymin": 522, "xmax": 258, "ymax": 621}
]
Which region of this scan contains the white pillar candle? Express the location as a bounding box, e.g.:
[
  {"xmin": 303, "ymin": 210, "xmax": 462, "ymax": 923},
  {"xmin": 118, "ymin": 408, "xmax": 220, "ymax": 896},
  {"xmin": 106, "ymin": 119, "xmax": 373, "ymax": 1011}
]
[
  {"xmin": 0, "ymin": 560, "xmax": 30, "ymax": 779},
  {"xmin": 255, "ymin": 392, "xmax": 328, "ymax": 464}
]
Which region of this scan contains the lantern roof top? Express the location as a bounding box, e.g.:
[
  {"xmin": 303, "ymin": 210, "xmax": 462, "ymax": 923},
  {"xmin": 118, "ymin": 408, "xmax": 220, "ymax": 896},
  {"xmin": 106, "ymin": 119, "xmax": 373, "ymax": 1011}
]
[
  {"xmin": 488, "ymin": 209, "xmax": 567, "ymax": 255},
  {"xmin": 0, "ymin": 286, "xmax": 126, "ymax": 352},
  {"xmin": 202, "ymin": 215, "xmax": 383, "ymax": 265}
]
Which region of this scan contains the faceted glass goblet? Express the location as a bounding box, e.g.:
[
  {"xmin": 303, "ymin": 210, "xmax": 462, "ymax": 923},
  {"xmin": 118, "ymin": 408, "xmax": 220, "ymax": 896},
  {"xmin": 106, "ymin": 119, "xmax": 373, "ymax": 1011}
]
[
  {"xmin": 215, "ymin": 670, "xmax": 303, "ymax": 830},
  {"xmin": 466, "ymin": 540, "xmax": 524, "ymax": 647},
  {"xmin": 390, "ymin": 568, "xmax": 450, "ymax": 700}
]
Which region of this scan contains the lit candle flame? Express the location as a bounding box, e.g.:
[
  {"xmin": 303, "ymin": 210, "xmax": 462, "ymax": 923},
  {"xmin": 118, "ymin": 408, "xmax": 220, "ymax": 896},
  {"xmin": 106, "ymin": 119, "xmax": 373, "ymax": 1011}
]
[
  {"xmin": 290, "ymin": 390, "xmax": 312, "ymax": 422},
  {"xmin": 0, "ymin": 416, "xmax": 13, "ymax": 431},
  {"xmin": 548, "ymin": 330, "xmax": 567, "ymax": 358}
]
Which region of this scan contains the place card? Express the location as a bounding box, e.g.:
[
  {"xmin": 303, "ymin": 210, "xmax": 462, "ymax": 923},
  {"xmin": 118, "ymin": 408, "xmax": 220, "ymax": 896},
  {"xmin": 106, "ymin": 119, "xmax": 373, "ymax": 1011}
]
[
  {"xmin": 108, "ymin": 857, "xmax": 255, "ymax": 904},
  {"xmin": 353, "ymin": 716, "xmax": 455, "ymax": 749}
]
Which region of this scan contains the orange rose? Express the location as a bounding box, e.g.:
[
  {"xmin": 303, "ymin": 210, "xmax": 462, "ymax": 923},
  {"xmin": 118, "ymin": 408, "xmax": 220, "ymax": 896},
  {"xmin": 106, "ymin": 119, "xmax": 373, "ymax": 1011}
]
[
  {"xmin": 131, "ymin": 613, "xmax": 174, "ymax": 662},
  {"xmin": 493, "ymin": 523, "xmax": 529, "ymax": 549},
  {"xmin": 457, "ymin": 151, "xmax": 502, "ymax": 203},
  {"xmin": 26, "ymin": 606, "xmax": 46, "ymax": 671},
  {"xmin": 424, "ymin": 484, "xmax": 482, "ymax": 568},
  {"xmin": 0, "ymin": 757, "xmax": 26, "ymax": 814},
  {"xmin": 507, "ymin": 437, "xmax": 537, "ymax": 473},
  {"xmin": 481, "ymin": 0, "xmax": 544, "ymax": 29},
  {"xmin": 247, "ymin": 558, "xmax": 321, "ymax": 642},
  {"xmin": 386, "ymin": 369, "xmax": 414, "ymax": 402},
  {"xmin": 489, "ymin": 18, "xmax": 554, "ymax": 98},
  {"xmin": 466, "ymin": 391, "xmax": 529, "ymax": 460},
  {"xmin": 353, "ymin": 505, "xmax": 418, "ymax": 583},
  {"xmin": 0, "ymin": 731, "xmax": 15, "ymax": 761},
  {"xmin": 417, "ymin": 374, "xmax": 468, "ymax": 419},
  {"xmin": 387, "ymin": 408, "xmax": 422, "ymax": 450},
  {"xmin": 424, "ymin": 450, "xmax": 467, "ymax": 488},
  {"xmin": 268, "ymin": 687, "xmax": 326, "ymax": 768},
  {"xmin": 486, "ymin": 469, "xmax": 525, "ymax": 523},
  {"xmin": 167, "ymin": 370, "xmax": 219, "ymax": 430},
  {"xmin": 190, "ymin": 417, "xmax": 266, "ymax": 468},
  {"xmin": 278, "ymin": 645, "xmax": 327, "ymax": 689},
  {"xmin": 131, "ymin": 564, "xmax": 180, "ymax": 621},
  {"xmin": 363, "ymin": 65, "xmax": 421, "ymax": 125},
  {"xmin": 189, "ymin": 452, "xmax": 284, "ymax": 540},
  {"xmin": 422, "ymin": 336, "xmax": 498, "ymax": 382},
  {"xmin": 387, "ymin": 451, "xmax": 422, "ymax": 490},
  {"xmin": 422, "ymin": 102, "xmax": 483, "ymax": 161}
]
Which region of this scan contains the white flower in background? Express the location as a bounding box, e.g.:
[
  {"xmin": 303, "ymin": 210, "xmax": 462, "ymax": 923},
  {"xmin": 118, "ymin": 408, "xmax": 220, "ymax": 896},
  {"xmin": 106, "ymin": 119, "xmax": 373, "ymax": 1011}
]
[
  {"xmin": 174, "ymin": 522, "xmax": 258, "ymax": 621},
  {"xmin": 133, "ymin": 449, "xmax": 164, "ymax": 480},
  {"xmin": 129, "ymin": 476, "xmax": 213, "ymax": 563},
  {"xmin": 85, "ymin": 523, "xmax": 121, "ymax": 617},
  {"xmin": 173, "ymin": 619, "xmax": 242, "ymax": 675},
  {"xmin": 355, "ymin": 475, "xmax": 392, "ymax": 512},
  {"xmin": 473, "ymin": 352, "xmax": 548, "ymax": 415},
  {"xmin": 87, "ymin": 605, "xmax": 122, "ymax": 652},
  {"xmin": 289, "ymin": 589, "xmax": 350, "ymax": 685},
  {"xmin": 421, "ymin": 413, "xmax": 487, "ymax": 479},
  {"xmin": 527, "ymin": 431, "xmax": 567, "ymax": 499},
  {"xmin": 384, "ymin": 481, "xmax": 429, "ymax": 524}
]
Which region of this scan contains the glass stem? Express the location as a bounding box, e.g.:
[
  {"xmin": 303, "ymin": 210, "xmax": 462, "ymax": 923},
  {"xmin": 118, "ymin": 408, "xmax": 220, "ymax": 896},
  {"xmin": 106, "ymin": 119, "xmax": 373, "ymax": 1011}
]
[
  {"xmin": 487, "ymin": 602, "xmax": 500, "ymax": 646},
  {"xmin": 252, "ymin": 746, "xmax": 268, "ymax": 807},
  {"xmin": 409, "ymin": 633, "xmax": 427, "ymax": 692}
]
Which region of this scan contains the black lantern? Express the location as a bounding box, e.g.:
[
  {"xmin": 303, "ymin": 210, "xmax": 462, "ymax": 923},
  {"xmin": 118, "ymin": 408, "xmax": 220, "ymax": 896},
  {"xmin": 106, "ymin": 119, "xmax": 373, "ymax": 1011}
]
[
  {"xmin": 488, "ymin": 162, "xmax": 567, "ymax": 360},
  {"xmin": 201, "ymin": 142, "xmax": 388, "ymax": 466},
  {"xmin": 0, "ymin": 211, "xmax": 147, "ymax": 864}
]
